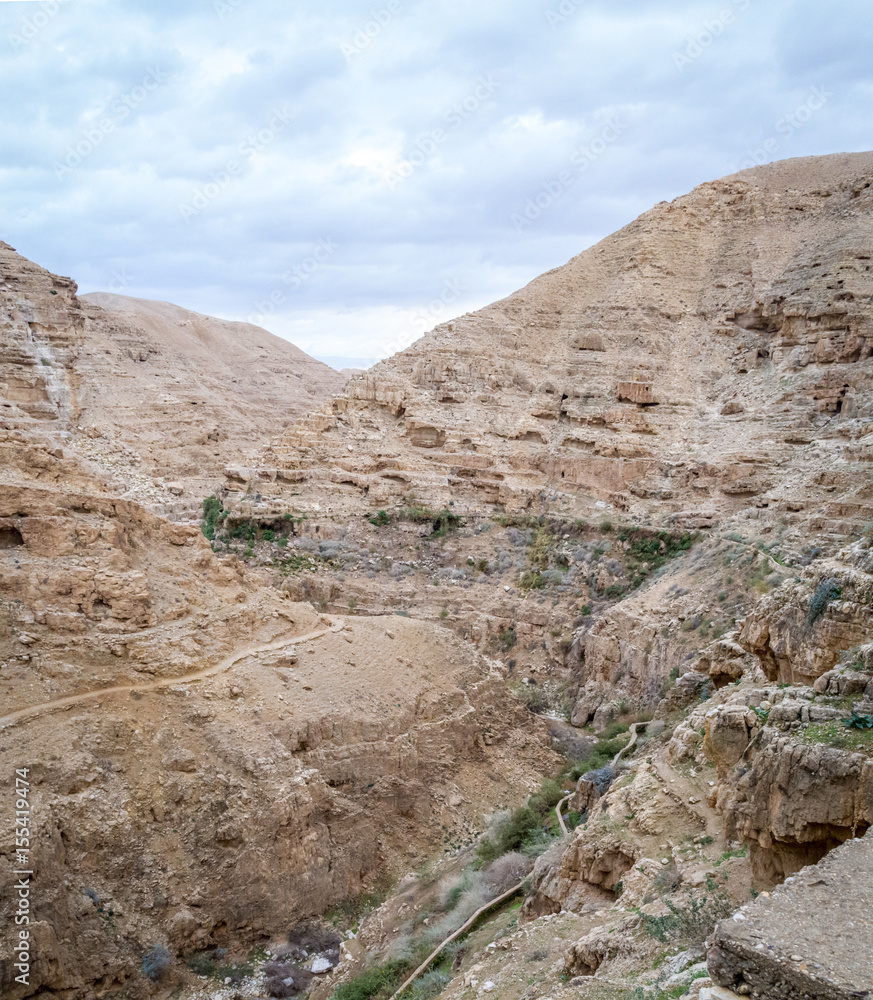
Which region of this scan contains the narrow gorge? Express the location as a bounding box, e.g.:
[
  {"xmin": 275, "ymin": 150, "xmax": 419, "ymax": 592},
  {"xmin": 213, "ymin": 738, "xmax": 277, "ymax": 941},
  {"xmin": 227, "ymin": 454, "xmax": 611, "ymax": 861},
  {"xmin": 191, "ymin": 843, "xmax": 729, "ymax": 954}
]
[{"xmin": 2, "ymin": 151, "xmax": 872, "ymax": 1000}]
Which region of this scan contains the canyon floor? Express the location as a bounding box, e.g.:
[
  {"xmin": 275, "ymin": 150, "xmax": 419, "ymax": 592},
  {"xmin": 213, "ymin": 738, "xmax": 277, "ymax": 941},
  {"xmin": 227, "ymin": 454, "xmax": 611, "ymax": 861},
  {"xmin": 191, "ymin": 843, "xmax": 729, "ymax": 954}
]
[{"xmin": 2, "ymin": 151, "xmax": 873, "ymax": 1000}]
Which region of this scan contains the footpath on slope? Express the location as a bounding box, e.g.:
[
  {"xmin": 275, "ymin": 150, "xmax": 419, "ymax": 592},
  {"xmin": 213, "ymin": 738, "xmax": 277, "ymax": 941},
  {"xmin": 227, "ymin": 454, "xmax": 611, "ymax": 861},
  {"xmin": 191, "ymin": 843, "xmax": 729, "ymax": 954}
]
[{"xmin": 0, "ymin": 619, "xmax": 346, "ymax": 729}]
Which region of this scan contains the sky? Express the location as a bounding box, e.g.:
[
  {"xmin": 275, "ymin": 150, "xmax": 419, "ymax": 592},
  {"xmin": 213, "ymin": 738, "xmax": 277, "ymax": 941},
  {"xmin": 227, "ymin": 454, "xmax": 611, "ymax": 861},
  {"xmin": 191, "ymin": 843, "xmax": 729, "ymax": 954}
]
[{"xmin": 1, "ymin": 1, "xmax": 871, "ymax": 369}]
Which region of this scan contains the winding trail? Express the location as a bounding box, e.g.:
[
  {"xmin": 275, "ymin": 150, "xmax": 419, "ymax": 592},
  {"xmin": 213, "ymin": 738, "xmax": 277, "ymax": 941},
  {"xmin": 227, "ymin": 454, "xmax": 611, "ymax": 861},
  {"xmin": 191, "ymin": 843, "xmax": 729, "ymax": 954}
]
[
  {"xmin": 0, "ymin": 619, "xmax": 345, "ymax": 730},
  {"xmin": 553, "ymin": 721, "xmax": 654, "ymax": 833},
  {"xmin": 388, "ymin": 880, "xmax": 527, "ymax": 1000},
  {"xmin": 612, "ymin": 720, "xmax": 648, "ymax": 767}
]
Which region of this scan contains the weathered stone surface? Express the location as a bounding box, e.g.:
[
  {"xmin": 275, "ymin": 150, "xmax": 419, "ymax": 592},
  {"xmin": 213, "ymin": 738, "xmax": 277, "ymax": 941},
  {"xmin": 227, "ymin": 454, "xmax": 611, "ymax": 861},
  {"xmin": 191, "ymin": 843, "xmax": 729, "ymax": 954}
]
[
  {"xmin": 716, "ymin": 729, "xmax": 873, "ymax": 881},
  {"xmin": 739, "ymin": 567, "xmax": 873, "ymax": 684},
  {"xmin": 708, "ymin": 830, "xmax": 873, "ymax": 999},
  {"xmin": 234, "ymin": 153, "xmax": 873, "ymax": 549}
]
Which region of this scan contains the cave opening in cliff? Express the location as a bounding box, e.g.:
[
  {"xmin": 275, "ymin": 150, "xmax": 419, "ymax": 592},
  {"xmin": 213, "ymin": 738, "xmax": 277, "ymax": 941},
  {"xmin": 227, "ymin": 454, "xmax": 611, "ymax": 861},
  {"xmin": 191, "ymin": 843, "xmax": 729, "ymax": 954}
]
[{"xmin": 0, "ymin": 525, "xmax": 24, "ymax": 548}]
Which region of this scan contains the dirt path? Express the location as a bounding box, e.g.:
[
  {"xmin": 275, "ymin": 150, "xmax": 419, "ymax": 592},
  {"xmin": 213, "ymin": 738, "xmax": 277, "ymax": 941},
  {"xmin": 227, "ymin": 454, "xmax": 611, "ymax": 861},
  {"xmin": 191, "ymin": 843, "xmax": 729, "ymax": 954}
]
[
  {"xmin": 0, "ymin": 619, "xmax": 346, "ymax": 730},
  {"xmin": 612, "ymin": 720, "xmax": 648, "ymax": 767},
  {"xmin": 555, "ymin": 792, "xmax": 573, "ymax": 835}
]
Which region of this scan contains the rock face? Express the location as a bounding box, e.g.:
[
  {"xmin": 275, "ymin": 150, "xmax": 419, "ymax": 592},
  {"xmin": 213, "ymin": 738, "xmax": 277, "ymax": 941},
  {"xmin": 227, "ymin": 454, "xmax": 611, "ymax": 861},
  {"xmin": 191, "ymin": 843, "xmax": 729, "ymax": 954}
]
[
  {"xmin": 0, "ymin": 243, "xmax": 346, "ymax": 514},
  {"xmin": 0, "ymin": 243, "xmax": 557, "ymax": 999},
  {"xmin": 0, "ymin": 611, "xmax": 555, "ymax": 999},
  {"xmin": 709, "ymin": 829, "xmax": 873, "ymax": 1000},
  {"xmin": 739, "ymin": 552, "xmax": 873, "ymax": 684},
  {"xmin": 232, "ymin": 153, "xmax": 873, "ymax": 546}
]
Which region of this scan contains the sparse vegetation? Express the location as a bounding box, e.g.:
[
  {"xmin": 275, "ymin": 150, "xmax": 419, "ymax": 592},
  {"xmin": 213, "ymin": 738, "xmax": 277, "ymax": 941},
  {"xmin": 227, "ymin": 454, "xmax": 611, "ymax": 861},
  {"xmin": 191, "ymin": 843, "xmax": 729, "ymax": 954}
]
[
  {"xmin": 807, "ymin": 578, "xmax": 841, "ymax": 626},
  {"xmin": 800, "ymin": 720, "xmax": 873, "ymax": 755},
  {"xmin": 638, "ymin": 891, "xmax": 735, "ymax": 945},
  {"xmin": 142, "ymin": 945, "xmax": 172, "ymax": 982},
  {"xmin": 476, "ymin": 778, "xmax": 566, "ymax": 864}
]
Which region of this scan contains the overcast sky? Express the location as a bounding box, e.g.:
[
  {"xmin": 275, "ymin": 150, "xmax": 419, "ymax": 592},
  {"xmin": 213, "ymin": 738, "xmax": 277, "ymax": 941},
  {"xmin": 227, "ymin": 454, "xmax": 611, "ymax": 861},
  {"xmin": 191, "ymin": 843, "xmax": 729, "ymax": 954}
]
[{"xmin": 1, "ymin": 0, "xmax": 871, "ymax": 368}]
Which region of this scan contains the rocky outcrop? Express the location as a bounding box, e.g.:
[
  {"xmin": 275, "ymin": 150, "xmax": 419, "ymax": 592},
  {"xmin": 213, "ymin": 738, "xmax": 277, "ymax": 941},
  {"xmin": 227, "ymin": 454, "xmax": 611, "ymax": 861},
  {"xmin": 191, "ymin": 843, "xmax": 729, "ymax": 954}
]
[
  {"xmin": 739, "ymin": 555, "xmax": 873, "ymax": 684},
  {"xmin": 522, "ymin": 829, "xmax": 635, "ymax": 918},
  {"xmin": 228, "ymin": 153, "xmax": 873, "ymax": 551},
  {"xmin": 716, "ymin": 730, "xmax": 873, "ymax": 882},
  {"xmin": 708, "ymin": 830, "xmax": 873, "ymax": 999}
]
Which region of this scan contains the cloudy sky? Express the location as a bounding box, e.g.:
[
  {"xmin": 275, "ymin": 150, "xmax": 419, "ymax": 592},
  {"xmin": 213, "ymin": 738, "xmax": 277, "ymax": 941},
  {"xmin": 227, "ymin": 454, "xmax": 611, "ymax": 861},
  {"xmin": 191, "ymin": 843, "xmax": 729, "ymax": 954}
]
[{"xmin": 1, "ymin": 0, "xmax": 871, "ymax": 368}]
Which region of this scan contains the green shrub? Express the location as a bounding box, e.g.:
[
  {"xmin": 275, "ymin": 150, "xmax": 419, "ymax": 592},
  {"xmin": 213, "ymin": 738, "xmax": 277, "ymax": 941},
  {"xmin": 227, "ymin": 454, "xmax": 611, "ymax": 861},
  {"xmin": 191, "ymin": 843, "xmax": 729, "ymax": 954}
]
[
  {"xmin": 808, "ymin": 578, "xmax": 841, "ymax": 626},
  {"xmin": 186, "ymin": 951, "xmax": 216, "ymax": 976},
  {"xmin": 430, "ymin": 509, "xmax": 460, "ymax": 538},
  {"xmin": 639, "ymin": 891, "xmax": 735, "ymax": 945},
  {"xmin": 843, "ymin": 713, "xmax": 873, "ymax": 731},
  {"xmin": 201, "ymin": 495, "xmax": 226, "ymax": 541},
  {"xmin": 331, "ymin": 959, "xmax": 409, "ymax": 1000},
  {"xmin": 142, "ymin": 945, "xmax": 172, "ymax": 981},
  {"xmin": 500, "ymin": 626, "xmax": 517, "ymax": 650},
  {"xmin": 369, "ymin": 510, "xmax": 391, "ymax": 527}
]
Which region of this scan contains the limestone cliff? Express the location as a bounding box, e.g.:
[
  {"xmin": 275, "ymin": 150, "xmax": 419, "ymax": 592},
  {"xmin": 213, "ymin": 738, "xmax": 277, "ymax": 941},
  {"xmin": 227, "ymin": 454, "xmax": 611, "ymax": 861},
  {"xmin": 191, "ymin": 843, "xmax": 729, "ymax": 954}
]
[{"xmin": 231, "ymin": 152, "xmax": 873, "ymax": 551}]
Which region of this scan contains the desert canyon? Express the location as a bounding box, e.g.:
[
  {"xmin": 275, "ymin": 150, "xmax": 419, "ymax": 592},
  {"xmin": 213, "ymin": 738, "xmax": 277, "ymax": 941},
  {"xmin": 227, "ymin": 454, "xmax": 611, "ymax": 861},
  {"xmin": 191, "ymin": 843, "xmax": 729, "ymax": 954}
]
[{"xmin": 2, "ymin": 151, "xmax": 873, "ymax": 1000}]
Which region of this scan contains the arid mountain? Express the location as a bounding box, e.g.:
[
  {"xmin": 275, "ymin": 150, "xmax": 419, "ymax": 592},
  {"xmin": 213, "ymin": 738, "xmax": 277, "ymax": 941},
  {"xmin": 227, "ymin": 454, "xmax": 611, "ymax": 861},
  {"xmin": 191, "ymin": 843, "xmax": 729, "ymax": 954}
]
[
  {"xmin": 79, "ymin": 292, "xmax": 347, "ymax": 498},
  {"xmin": 0, "ymin": 245, "xmax": 553, "ymax": 999},
  {"xmin": 0, "ymin": 241, "xmax": 346, "ymax": 515},
  {"xmin": 2, "ymin": 155, "xmax": 873, "ymax": 1000},
  {"xmin": 237, "ymin": 152, "xmax": 873, "ymax": 552}
]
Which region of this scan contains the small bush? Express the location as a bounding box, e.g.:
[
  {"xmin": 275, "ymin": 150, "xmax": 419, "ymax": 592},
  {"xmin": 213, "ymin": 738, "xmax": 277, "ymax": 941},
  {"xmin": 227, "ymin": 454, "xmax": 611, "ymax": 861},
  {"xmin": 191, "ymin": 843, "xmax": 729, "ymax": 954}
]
[
  {"xmin": 186, "ymin": 951, "xmax": 217, "ymax": 976},
  {"xmin": 369, "ymin": 510, "xmax": 391, "ymax": 527},
  {"xmin": 331, "ymin": 960, "xmax": 408, "ymax": 1000},
  {"xmin": 808, "ymin": 578, "xmax": 841, "ymax": 626},
  {"xmin": 639, "ymin": 891, "xmax": 735, "ymax": 945},
  {"xmin": 201, "ymin": 495, "xmax": 226, "ymax": 541},
  {"xmin": 515, "ymin": 683, "xmax": 548, "ymax": 714},
  {"xmin": 844, "ymin": 712, "xmax": 873, "ymax": 731},
  {"xmin": 142, "ymin": 945, "xmax": 172, "ymax": 982}
]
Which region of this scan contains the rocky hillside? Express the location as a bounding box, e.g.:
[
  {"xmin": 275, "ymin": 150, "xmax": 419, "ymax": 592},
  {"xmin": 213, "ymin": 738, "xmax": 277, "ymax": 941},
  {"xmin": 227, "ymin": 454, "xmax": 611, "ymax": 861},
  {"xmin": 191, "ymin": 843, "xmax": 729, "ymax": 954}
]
[
  {"xmin": 3, "ymin": 154, "xmax": 873, "ymax": 1000},
  {"xmin": 234, "ymin": 152, "xmax": 873, "ymax": 554},
  {"xmin": 0, "ymin": 245, "xmax": 556, "ymax": 999},
  {"xmin": 0, "ymin": 243, "xmax": 346, "ymax": 516}
]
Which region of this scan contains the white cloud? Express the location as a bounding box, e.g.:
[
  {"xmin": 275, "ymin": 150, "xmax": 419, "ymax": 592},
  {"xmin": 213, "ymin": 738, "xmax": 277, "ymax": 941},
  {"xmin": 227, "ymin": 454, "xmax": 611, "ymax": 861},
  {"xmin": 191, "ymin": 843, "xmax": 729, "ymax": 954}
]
[{"xmin": 0, "ymin": 0, "xmax": 870, "ymax": 362}]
